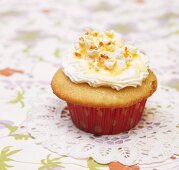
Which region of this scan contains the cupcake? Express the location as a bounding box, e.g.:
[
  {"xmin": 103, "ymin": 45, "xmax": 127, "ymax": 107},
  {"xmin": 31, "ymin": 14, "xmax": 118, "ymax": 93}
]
[{"xmin": 51, "ymin": 30, "xmax": 157, "ymax": 135}]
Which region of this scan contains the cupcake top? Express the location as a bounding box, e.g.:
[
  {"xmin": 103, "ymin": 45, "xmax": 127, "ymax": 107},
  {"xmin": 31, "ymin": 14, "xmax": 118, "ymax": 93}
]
[{"xmin": 62, "ymin": 30, "xmax": 149, "ymax": 90}]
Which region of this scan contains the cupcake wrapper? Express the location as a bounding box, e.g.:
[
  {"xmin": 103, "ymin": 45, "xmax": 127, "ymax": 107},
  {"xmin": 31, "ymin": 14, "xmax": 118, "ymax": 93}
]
[{"xmin": 67, "ymin": 99, "xmax": 147, "ymax": 135}]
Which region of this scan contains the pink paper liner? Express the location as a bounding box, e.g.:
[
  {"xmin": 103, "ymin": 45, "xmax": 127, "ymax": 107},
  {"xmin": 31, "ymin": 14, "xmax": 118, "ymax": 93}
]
[{"xmin": 67, "ymin": 99, "xmax": 147, "ymax": 135}]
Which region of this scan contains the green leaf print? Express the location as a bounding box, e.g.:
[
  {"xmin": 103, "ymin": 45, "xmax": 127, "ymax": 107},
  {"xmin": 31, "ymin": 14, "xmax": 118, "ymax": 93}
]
[
  {"xmin": 11, "ymin": 134, "xmax": 31, "ymax": 140},
  {"xmin": 38, "ymin": 154, "xmax": 64, "ymax": 170},
  {"xmin": 0, "ymin": 123, "xmax": 31, "ymax": 140},
  {"xmin": 16, "ymin": 31, "xmax": 40, "ymax": 42},
  {"xmin": 8, "ymin": 90, "xmax": 25, "ymax": 108},
  {"xmin": 54, "ymin": 48, "xmax": 61, "ymax": 57},
  {"xmin": 166, "ymin": 82, "xmax": 179, "ymax": 91},
  {"xmin": 0, "ymin": 123, "xmax": 17, "ymax": 135},
  {"xmin": 0, "ymin": 146, "xmax": 21, "ymax": 170},
  {"xmin": 22, "ymin": 47, "xmax": 29, "ymax": 53},
  {"xmin": 87, "ymin": 157, "xmax": 106, "ymax": 170}
]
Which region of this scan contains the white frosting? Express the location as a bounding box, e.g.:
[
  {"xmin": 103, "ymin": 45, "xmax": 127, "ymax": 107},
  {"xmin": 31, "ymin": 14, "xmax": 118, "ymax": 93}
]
[{"xmin": 62, "ymin": 30, "xmax": 149, "ymax": 90}]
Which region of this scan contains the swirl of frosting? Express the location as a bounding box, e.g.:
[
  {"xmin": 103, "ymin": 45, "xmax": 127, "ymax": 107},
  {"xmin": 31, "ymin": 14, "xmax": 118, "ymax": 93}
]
[{"xmin": 62, "ymin": 30, "xmax": 149, "ymax": 90}]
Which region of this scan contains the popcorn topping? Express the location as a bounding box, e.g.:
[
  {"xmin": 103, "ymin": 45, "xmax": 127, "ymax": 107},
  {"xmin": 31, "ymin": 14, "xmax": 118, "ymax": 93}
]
[{"xmin": 73, "ymin": 30, "xmax": 139, "ymax": 71}]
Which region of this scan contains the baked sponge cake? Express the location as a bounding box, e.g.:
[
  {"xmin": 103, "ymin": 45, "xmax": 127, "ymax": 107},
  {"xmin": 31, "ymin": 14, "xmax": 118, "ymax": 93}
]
[
  {"xmin": 51, "ymin": 30, "xmax": 157, "ymax": 135},
  {"xmin": 52, "ymin": 69, "xmax": 157, "ymax": 108}
]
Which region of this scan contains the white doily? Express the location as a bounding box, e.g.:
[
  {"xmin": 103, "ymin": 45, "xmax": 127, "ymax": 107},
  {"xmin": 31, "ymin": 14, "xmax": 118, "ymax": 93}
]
[{"xmin": 26, "ymin": 86, "xmax": 179, "ymax": 165}]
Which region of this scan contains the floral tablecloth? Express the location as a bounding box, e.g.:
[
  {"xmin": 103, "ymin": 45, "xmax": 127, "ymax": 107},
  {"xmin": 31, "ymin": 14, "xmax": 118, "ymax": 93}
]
[{"xmin": 0, "ymin": 0, "xmax": 179, "ymax": 169}]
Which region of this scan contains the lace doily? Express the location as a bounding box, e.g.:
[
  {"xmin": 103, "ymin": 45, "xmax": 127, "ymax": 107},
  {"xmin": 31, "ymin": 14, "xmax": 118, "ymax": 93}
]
[{"xmin": 26, "ymin": 86, "xmax": 179, "ymax": 165}]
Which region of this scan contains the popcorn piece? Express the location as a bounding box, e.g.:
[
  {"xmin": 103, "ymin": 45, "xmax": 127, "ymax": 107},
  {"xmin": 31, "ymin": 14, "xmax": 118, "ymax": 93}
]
[
  {"xmin": 84, "ymin": 39, "xmax": 92, "ymax": 49},
  {"xmin": 124, "ymin": 47, "xmax": 129, "ymax": 58},
  {"xmin": 123, "ymin": 45, "xmax": 137, "ymax": 58},
  {"xmin": 74, "ymin": 52, "xmax": 81, "ymax": 58},
  {"xmin": 102, "ymin": 37, "xmax": 111, "ymax": 45},
  {"xmin": 98, "ymin": 41, "xmax": 104, "ymax": 47},
  {"xmin": 100, "ymin": 54, "xmax": 109, "ymax": 59},
  {"xmin": 92, "ymin": 31, "xmax": 98, "ymax": 37},
  {"xmin": 79, "ymin": 37, "xmax": 84, "ymax": 41},
  {"xmin": 127, "ymin": 45, "xmax": 137, "ymax": 54},
  {"xmin": 125, "ymin": 56, "xmax": 132, "ymax": 62},
  {"xmin": 90, "ymin": 44, "xmax": 97, "ymax": 50},
  {"xmin": 110, "ymin": 48, "xmax": 124, "ymax": 59},
  {"xmin": 88, "ymin": 49, "xmax": 99, "ymax": 58},
  {"xmin": 105, "ymin": 44, "xmax": 115, "ymax": 52},
  {"xmin": 97, "ymin": 54, "xmax": 108, "ymax": 68},
  {"xmin": 104, "ymin": 59, "xmax": 116, "ymax": 70},
  {"xmin": 105, "ymin": 31, "xmax": 114, "ymax": 39}
]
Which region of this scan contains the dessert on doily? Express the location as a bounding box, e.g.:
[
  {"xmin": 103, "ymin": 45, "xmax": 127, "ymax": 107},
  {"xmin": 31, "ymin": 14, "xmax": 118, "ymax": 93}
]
[
  {"xmin": 51, "ymin": 30, "xmax": 157, "ymax": 135},
  {"xmin": 26, "ymin": 85, "xmax": 179, "ymax": 165}
]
